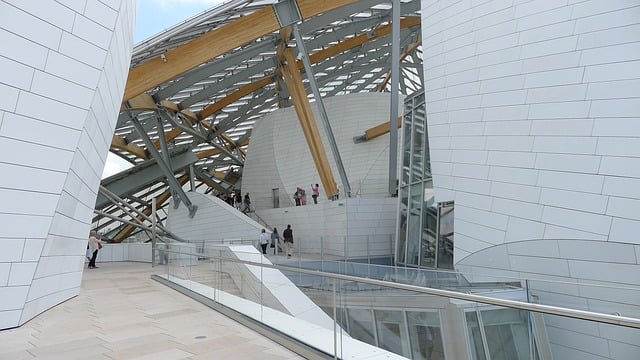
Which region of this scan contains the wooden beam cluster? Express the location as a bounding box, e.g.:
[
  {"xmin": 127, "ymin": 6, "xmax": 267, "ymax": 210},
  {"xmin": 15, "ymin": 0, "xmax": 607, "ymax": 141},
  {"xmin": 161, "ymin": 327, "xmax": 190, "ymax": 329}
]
[
  {"xmin": 278, "ymin": 46, "xmax": 338, "ymax": 198},
  {"xmin": 123, "ymin": 0, "xmax": 367, "ymax": 103}
]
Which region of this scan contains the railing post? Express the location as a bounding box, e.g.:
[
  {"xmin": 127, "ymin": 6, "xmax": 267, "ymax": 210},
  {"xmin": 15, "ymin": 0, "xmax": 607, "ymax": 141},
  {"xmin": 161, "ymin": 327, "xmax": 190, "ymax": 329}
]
[
  {"xmin": 333, "ymin": 278, "xmax": 338, "ymax": 359},
  {"xmin": 152, "ymin": 198, "xmax": 157, "ymax": 267},
  {"xmin": 321, "ymin": 235, "xmax": 324, "ymax": 271}
]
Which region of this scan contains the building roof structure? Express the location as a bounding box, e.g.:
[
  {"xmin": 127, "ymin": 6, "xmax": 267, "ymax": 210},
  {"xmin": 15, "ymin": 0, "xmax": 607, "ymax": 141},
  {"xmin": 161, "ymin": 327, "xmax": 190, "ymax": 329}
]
[{"xmin": 95, "ymin": 0, "xmax": 423, "ymax": 242}]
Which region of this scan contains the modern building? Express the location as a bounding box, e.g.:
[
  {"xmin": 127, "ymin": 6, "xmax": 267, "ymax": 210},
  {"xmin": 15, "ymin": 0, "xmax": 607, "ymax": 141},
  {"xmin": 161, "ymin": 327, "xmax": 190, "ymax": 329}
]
[
  {"xmin": 0, "ymin": 0, "xmax": 135, "ymax": 329},
  {"xmin": 1, "ymin": 0, "xmax": 639, "ymax": 359}
]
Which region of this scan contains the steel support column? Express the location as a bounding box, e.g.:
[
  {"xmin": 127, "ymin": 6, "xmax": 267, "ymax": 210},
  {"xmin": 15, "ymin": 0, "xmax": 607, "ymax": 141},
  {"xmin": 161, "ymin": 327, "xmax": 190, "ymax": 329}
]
[
  {"xmin": 292, "ymin": 24, "xmax": 351, "ymax": 198},
  {"xmin": 388, "ymin": 0, "xmax": 400, "ymax": 195}
]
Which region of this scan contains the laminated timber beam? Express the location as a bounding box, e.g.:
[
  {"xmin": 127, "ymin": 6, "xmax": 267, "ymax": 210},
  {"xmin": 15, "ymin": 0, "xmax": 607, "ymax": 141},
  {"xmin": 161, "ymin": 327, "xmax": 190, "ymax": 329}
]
[
  {"xmin": 278, "ymin": 46, "xmax": 338, "ymax": 198},
  {"xmin": 111, "ymin": 135, "xmax": 148, "ymax": 160},
  {"xmin": 123, "ymin": 0, "xmax": 362, "ymax": 102},
  {"xmin": 196, "ymin": 17, "xmax": 421, "ymax": 121},
  {"xmin": 353, "ymin": 117, "xmax": 403, "ymax": 143}
]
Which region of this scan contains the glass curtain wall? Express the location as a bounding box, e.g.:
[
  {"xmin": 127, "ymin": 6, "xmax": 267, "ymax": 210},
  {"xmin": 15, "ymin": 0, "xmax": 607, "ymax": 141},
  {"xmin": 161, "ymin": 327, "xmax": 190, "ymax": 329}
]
[{"xmin": 397, "ymin": 91, "xmax": 452, "ymax": 269}]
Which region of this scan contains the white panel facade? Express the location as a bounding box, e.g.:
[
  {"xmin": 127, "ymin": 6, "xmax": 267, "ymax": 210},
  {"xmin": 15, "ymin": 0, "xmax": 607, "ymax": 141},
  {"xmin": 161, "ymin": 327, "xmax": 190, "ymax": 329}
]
[
  {"xmin": 0, "ymin": 0, "xmax": 135, "ymax": 329},
  {"xmin": 243, "ymin": 92, "xmax": 399, "ymax": 209},
  {"xmin": 422, "ymin": 1, "xmax": 640, "ymax": 358}
]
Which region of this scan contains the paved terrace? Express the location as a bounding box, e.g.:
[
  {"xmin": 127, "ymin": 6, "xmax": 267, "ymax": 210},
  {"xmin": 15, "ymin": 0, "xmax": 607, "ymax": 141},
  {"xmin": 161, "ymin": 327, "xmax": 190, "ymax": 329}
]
[{"xmin": 0, "ymin": 262, "xmax": 303, "ymax": 360}]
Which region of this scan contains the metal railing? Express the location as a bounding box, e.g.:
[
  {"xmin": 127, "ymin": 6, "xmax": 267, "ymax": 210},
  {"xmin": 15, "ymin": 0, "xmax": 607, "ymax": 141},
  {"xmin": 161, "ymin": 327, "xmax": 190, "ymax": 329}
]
[{"xmin": 154, "ymin": 245, "xmax": 640, "ymax": 359}]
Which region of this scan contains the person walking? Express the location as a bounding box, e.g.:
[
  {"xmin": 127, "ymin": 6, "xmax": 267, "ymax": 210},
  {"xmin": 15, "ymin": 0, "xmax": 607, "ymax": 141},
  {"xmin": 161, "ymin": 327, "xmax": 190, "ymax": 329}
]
[
  {"xmin": 311, "ymin": 183, "xmax": 319, "ymax": 204},
  {"xmin": 243, "ymin": 193, "xmax": 251, "ymax": 213},
  {"xmin": 300, "ymin": 188, "xmax": 307, "ymax": 205},
  {"xmin": 283, "ymin": 224, "xmax": 294, "ymax": 257},
  {"xmin": 271, "ymin": 227, "xmax": 280, "ymax": 255},
  {"xmin": 88, "ymin": 230, "xmax": 102, "ymax": 269},
  {"xmin": 259, "ymin": 228, "xmax": 269, "ymax": 254},
  {"xmin": 294, "ymin": 188, "xmax": 301, "ymax": 206}
]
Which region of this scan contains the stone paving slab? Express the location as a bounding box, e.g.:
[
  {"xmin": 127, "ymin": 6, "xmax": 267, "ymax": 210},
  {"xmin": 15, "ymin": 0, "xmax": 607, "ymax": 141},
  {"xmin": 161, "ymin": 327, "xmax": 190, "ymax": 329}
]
[{"xmin": 0, "ymin": 262, "xmax": 304, "ymax": 360}]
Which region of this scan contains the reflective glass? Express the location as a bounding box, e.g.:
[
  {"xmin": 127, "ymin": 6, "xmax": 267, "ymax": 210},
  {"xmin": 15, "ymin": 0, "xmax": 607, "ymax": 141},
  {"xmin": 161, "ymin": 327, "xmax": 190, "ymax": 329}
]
[
  {"xmin": 407, "ymin": 183, "xmax": 423, "ymax": 266},
  {"xmin": 406, "ymin": 311, "xmax": 444, "ymax": 360},
  {"xmin": 437, "ymin": 202, "xmax": 454, "ymax": 270},
  {"xmin": 412, "ymin": 117, "xmax": 424, "ymax": 181},
  {"xmin": 375, "ymin": 309, "xmax": 409, "ymax": 357},
  {"xmin": 346, "ymin": 308, "xmax": 376, "ymax": 344},
  {"xmin": 421, "ymin": 182, "xmax": 437, "ymax": 268}
]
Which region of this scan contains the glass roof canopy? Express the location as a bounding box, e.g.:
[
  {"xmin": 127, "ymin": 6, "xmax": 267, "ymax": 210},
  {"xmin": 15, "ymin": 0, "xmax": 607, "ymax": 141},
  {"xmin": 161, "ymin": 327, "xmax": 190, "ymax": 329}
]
[{"xmin": 95, "ymin": 0, "xmax": 423, "ymax": 241}]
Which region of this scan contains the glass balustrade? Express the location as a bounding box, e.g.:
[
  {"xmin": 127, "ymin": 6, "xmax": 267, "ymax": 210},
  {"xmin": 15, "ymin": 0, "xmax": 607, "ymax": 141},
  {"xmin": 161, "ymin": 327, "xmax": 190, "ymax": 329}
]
[{"xmin": 152, "ymin": 241, "xmax": 640, "ymax": 359}]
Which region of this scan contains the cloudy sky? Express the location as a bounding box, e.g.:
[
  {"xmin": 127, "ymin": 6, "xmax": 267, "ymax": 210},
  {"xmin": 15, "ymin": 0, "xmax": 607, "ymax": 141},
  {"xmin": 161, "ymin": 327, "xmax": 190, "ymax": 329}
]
[{"xmin": 103, "ymin": 0, "xmax": 225, "ymax": 178}]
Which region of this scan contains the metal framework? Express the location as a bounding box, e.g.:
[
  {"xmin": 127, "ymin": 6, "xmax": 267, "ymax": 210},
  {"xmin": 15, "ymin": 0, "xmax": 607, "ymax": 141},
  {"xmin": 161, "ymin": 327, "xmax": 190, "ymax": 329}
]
[{"xmin": 95, "ymin": 0, "xmax": 423, "ymax": 242}]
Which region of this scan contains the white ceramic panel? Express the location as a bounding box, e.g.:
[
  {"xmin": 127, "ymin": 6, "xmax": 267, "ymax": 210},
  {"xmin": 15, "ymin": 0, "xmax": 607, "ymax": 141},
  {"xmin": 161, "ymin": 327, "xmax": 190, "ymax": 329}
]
[
  {"xmin": 8, "ymin": 263, "xmax": 37, "ymax": 286},
  {"xmin": 21, "ymin": 239, "xmax": 45, "ymax": 262},
  {"xmin": 45, "ymin": 51, "xmax": 101, "ymax": 88},
  {"xmin": 0, "ymin": 264, "xmax": 9, "ymax": 286},
  {"xmin": 422, "ymin": 2, "xmax": 640, "ymax": 357},
  {"xmin": 59, "ymin": 32, "xmax": 108, "ymax": 68},
  {"xmin": 504, "ymin": 217, "xmax": 546, "ymax": 242},
  {"xmin": 0, "ymin": 286, "xmax": 29, "ymax": 311},
  {"xmin": 0, "ymin": 0, "xmax": 135, "ymax": 330},
  {"xmin": 0, "ymin": 2, "xmax": 63, "ymax": 48},
  {"xmin": 0, "ymin": 239, "xmax": 26, "ymax": 262}
]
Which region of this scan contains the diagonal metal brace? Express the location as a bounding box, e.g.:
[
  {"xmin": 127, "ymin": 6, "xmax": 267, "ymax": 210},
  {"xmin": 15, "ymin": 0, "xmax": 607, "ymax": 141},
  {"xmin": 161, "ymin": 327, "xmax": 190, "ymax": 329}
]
[{"xmin": 130, "ymin": 116, "xmax": 198, "ymax": 218}]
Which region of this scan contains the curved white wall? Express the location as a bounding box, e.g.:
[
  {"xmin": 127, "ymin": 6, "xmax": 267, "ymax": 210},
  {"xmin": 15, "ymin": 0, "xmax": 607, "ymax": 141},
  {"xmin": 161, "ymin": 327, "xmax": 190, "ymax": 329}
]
[
  {"xmin": 0, "ymin": 0, "xmax": 135, "ymax": 329},
  {"xmin": 243, "ymin": 92, "xmax": 397, "ymax": 209},
  {"xmin": 422, "ymin": 1, "xmax": 640, "ymax": 358}
]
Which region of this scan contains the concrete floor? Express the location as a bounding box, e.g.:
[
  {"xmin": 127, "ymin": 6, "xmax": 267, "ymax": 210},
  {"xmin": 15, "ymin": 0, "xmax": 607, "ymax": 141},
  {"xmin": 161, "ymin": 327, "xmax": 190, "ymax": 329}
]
[{"xmin": 0, "ymin": 262, "xmax": 305, "ymax": 360}]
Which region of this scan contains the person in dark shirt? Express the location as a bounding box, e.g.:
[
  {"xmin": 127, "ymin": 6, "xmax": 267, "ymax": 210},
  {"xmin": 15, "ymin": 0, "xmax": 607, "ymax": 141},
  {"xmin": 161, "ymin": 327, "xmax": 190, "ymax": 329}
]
[{"xmin": 283, "ymin": 224, "xmax": 294, "ymax": 257}]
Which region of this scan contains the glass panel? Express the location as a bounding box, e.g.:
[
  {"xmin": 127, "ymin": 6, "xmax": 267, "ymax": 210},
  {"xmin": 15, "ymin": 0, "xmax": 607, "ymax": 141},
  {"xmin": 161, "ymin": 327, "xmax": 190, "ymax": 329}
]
[
  {"xmin": 420, "ymin": 179, "xmax": 436, "ymax": 268},
  {"xmin": 416, "ymin": 103, "xmax": 430, "ymax": 175},
  {"xmin": 437, "ymin": 201, "xmax": 454, "ymax": 270},
  {"xmin": 346, "ymin": 308, "xmax": 376, "ymax": 344},
  {"xmin": 397, "ymin": 186, "xmax": 409, "ymax": 264},
  {"xmin": 375, "ymin": 309, "xmax": 409, "ymax": 357},
  {"xmin": 411, "ymin": 116, "xmax": 424, "ymax": 182},
  {"xmin": 481, "ymin": 309, "xmax": 531, "ymax": 360},
  {"xmin": 466, "ymin": 310, "xmax": 488, "ymax": 360},
  {"xmin": 402, "ymin": 110, "xmax": 412, "ymax": 185},
  {"xmin": 407, "ymin": 183, "xmax": 423, "ymax": 266},
  {"xmin": 406, "ymin": 311, "xmax": 445, "ymax": 360}
]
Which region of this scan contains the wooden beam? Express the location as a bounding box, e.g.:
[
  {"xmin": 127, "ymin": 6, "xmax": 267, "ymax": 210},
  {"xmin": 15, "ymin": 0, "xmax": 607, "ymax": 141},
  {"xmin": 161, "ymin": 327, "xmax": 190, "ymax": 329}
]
[
  {"xmin": 364, "ymin": 117, "xmax": 402, "ymax": 141},
  {"xmin": 197, "ymin": 17, "xmax": 421, "ymax": 121},
  {"xmin": 199, "ymin": 77, "xmax": 273, "ymax": 119},
  {"xmin": 309, "ymin": 17, "xmax": 421, "ymax": 64},
  {"xmin": 121, "ymin": 93, "xmax": 156, "ymax": 112},
  {"xmin": 124, "ymin": 7, "xmax": 280, "ymax": 102},
  {"xmin": 196, "ymin": 138, "xmax": 249, "ymax": 159},
  {"xmin": 278, "ymin": 46, "xmax": 338, "ymax": 198},
  {"xmin": 111, "ymin": 135, "xmax": 147, "ymax": 159},
  {"xmin": 123, "ymin": 0, "xmax": 363, "ymax": 103},
  {"xmin": 295, "ymin": 0, "xmax": 359, "ymax": 19},
  {"xmin": 378, "ymin": 37, "xmax": 422, "ymax": 91}
]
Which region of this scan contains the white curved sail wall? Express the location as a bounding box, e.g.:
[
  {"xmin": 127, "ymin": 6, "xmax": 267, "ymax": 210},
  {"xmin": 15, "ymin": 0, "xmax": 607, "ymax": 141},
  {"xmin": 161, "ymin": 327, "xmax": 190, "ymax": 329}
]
[
  {"xmin": 421, "ymin": 1, "xmax": 640, "ymax": 358},
  {"xmin": 0, "ymin": 0, "xmax": 135, "ymax": 329}
]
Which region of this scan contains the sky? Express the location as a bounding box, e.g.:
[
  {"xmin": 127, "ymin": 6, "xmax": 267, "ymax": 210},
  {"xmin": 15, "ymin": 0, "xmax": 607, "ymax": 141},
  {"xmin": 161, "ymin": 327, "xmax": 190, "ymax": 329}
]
[{"xmin": 102, "ymin": 0, "xmax": 225, "ymax": 178}]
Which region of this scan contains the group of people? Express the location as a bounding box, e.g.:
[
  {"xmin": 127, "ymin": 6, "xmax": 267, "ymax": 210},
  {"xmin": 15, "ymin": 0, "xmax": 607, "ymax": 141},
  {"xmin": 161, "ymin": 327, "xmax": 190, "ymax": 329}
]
[
  {"xmin": 294, "ymin": 184, "xmax": 320, "ymax": 206},
  {"xmin": 221, "ymin": 191, "xmax": 252, "ymax": 214},
  {"xmin": 259, "ymin": 224, "xmax": 294, "ymax": 257}
]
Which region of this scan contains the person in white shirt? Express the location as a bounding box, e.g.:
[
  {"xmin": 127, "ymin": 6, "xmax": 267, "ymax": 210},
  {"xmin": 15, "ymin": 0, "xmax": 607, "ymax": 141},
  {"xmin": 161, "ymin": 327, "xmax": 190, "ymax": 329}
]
[
  {"xmin": 88, "ymin": 231, "xmax": 103, "ymax": 269},
  {"xmin": 259, "ymin": 229, "xmax": 270, "ymax": 254}
]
